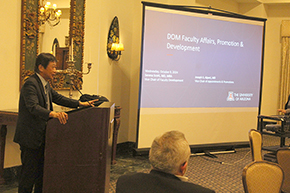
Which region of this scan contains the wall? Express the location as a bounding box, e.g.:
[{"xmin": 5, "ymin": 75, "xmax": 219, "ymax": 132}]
[
  {"xmin": 239, "ymin": 3, "xmax": 290, "ymax": 115},
  {"xmin": 0, "ymin": 1, "xmax": 21, "ymax": 168},
  {"xmin": 0, "ymin": 0, "xmax": 289, "ymax": 167},
  {"xmin": 0, "ymin": 1, "xmax": 21, "ymax": 110},
  {"xmin": 262, "ymin": 4, "xmax": 290, "ymax": 114}
]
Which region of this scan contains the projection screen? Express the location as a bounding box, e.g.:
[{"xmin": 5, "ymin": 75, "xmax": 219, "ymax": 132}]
[{"xmin": 137, "ymin": 2, "xmax": 266, "ymax": 151}]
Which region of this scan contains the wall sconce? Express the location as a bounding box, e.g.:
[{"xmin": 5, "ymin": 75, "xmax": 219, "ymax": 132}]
[
  {"xmin": 110, "ymin": 43, "xmax": 124, "ymax": 60},
  {"xmin": 107, "ymin": 16, "xmax": 124, "ymax": 61}
]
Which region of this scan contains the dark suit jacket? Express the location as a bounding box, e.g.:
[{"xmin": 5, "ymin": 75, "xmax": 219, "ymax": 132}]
[
  {"xmin": 285, "ymin": 95, "xmax": 290, "ymax": 110},
  {"xmin": 116, "ymin": 169, "xmax": 215, "ymax": 193},
  {"xmin": 14, "ymin": 74, "xmax": 80, "ymax": 149}
]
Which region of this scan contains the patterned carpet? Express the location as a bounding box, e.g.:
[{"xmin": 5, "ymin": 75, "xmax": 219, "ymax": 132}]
[
  {"xmin": 0, "ymin": 135, "xmax": 287, "ymax": 193},
  {"xmin": 109, "ymin": 135, "xmax": 289, "ymax": 193},
  {"xmin": 109, "ymin": 147, "xmax": 251, "ymax": 193}
]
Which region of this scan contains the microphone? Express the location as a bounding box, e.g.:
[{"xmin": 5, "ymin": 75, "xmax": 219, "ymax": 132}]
[
  {"xmin": 66, "ymin": 81, "xmax": 83, "ymax": 95},
  {"xmin": 66, "ymin": 81, "xmax": 109, "ymax": 107}
]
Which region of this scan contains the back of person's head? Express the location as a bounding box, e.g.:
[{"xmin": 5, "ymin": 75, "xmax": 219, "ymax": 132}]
[
  {"xmin": 34, "ymin": 53, "xmax": 57, "ymax": 73},
  {"xmin": 149, "ymin": 130, "xmax": 191, "ymax": 175}
]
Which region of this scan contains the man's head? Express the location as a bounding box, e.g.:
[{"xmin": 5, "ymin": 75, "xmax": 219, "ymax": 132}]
[
  {"xmin": 34, "ymin": 53, "xmax": 57, "ymax": 81},
  {"xmin": 149, "ymin": 130, "xmax": 191, "ymax": 176}
]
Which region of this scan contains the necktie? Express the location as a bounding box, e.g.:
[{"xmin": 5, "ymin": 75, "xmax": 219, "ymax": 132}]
[{"xmin": 45, "ymin": 84, "xmax": 50, "ymax": 110}]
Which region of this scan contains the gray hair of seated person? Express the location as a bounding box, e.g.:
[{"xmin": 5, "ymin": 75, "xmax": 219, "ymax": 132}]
[{"xmin": 149, "ymin": 130, "xmax": 191, "ymax": 174}]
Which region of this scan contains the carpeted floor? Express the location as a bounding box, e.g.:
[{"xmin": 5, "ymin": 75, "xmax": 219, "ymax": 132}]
[
  {"xmin": 0, "ymin": 135, "xmax": 288, "ymax": 193},
  {"xmin": 109, "ymin": 147, "xmax": 251, "ymax": 193},
  {"xmin": 109, "ymin": 134, "xmax": 289, "ymax": 193}
]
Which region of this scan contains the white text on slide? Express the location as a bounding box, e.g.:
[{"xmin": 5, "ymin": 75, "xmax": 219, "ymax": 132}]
[
  {"xmin": 144, "ymin": 69, "xmax": 183, "ymax": 82},
  {"xmin": 167, "ymin": 33, "xmax": 244, "ymax": 52}
]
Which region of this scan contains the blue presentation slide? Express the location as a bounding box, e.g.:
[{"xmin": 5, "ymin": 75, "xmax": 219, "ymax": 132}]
[{"xmin": 140, "ymin": 9, "xmax": 264, "ymax": 108}]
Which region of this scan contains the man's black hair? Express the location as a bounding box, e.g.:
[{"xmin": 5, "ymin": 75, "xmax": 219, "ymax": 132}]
[{"xmin": 34, "ymin": 53, "xmax": 57, "ymax": 73}]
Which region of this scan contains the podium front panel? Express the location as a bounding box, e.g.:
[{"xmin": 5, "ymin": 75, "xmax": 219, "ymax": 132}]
[{"xmin": 43, "ymin": 103, "xmax": 115, "ymax": 193}]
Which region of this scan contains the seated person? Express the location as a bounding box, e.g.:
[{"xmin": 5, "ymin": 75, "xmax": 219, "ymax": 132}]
[
  {"xmin": 278, "ymin": 94, "xmax": 290, "ymax": 114},
  {"xmin": 116, "ymin": 130, "xmax": 215, "ymax": 193},
  {"xmin": 275, "ymin": 95, "xmax": 290, "ymax": 131},
  {"xmin": 263, "ymin": 95, "xmax": 290, "ymax": 132}
]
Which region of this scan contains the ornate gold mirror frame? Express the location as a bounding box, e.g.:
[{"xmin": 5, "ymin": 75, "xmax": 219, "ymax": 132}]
[
  {"xmin": 107, "ymin": 16, "xmax": 119, "ymax": 60},
  {"xmin": 20, "ymin": 0, "xmax": 85, "ymax": 90}
]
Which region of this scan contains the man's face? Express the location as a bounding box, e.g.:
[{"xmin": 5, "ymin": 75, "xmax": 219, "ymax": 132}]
[{"xmin": 40, "ymin": 61, "xmax": 56, "ymax": 81}]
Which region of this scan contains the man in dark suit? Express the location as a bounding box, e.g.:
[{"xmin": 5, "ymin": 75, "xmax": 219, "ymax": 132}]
[
  {"xmin": 116, "ymin": 130, "xmax": 215, "ymax": 193},
  {"xmin": 14, "ymin": 53, "xmax": 97, "ymax": 193}
]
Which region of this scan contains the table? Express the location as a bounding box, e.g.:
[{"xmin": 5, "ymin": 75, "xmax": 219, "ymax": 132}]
[
  {"xmin": 258, "ymin": 114, "xmax": 290, "ymax": 151},
  {"xmin": 0, "ymin": 110, "xmax": 18, "ymax": 184}
]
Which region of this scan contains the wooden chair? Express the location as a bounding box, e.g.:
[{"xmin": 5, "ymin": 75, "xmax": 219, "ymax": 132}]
[
  {"xmin": 242, "ymin": 161, "xmax": 284, "ymax": 193},
  {"xmin": 248, "ymin": 129, "xmax": 263, "ymax": 161},
  {"xmin": 277, "ymin": 148, "xmax": 290, "ymax": 193}
]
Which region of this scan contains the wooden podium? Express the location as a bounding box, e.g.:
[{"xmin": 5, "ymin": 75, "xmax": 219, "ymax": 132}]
[{"xmin": 43, "ymin": 102, "xmax": 115, "ymax": 193}]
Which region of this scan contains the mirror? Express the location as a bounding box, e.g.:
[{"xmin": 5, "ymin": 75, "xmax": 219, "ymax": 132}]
[{"xmin": 20, "ymin": 0, "xmax": 85, "ymax": 90}]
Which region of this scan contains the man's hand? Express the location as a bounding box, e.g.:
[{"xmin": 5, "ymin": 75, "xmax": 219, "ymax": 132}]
[
  {"xmin": 278, "ymin": 109, "xmax": 287, "ymax": 114},
  {"xmin": 49, "ymin": 111, "xmax": 68, "ymax": 124},
  {"xmin": 79, "ymin": 99, "xmax": 99, "ymax": 107}
]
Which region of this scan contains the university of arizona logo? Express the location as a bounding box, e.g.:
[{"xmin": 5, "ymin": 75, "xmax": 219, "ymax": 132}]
[{"xmin": 227, "ymin": 91, "xmax": 235, "ymax": 101}]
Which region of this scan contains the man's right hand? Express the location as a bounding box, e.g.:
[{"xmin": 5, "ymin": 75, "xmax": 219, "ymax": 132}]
[{"xmin": 49, "ymin": 111, "xmax": 68, "ymax": 124}]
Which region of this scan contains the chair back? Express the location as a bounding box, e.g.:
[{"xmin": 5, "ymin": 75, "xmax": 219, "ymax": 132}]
[
  {"xmin": 248, "ymin": 129, "xmax": 263, "ymax": 161},
  {"xmin": 277, "ymin": 148, "xmax": 290, "ymax": 193},
  {"xmin": 242, "ymin": 161, "xmax": 284, "ymax": 193}
]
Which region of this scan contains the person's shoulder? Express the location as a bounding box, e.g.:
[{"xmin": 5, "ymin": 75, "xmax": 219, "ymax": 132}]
[
  {"xmin": 180, "ymin": 181, "xmax": 215, "ymax": 193},
  {"xmin": 23, "ymin": 74, "xmax": 38, "ymax": 84},
  {"xmin": 116, "ymin": 172, "xmax": 149, "ymax": 188},
  {"xmin": 118, "ymin": 172, "xmax": 149, "ymax": 181},
  {"xmin": 116, "ymin": 172, "xmax": 215, "ymax": 193},
  {"xmin": 151, "ymin": 171, "xmax": 215, "ymax": 193}
]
